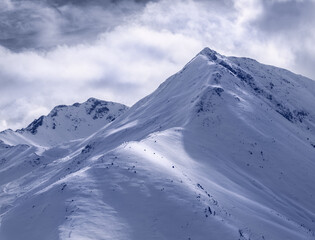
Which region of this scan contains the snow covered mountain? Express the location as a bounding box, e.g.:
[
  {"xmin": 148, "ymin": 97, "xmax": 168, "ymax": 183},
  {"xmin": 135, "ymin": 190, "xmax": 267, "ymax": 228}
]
[
  {"xmin": 0, "ymin": 48, "xmax": 315, "ymax": 240},
  {"xmin": 0, "ymin": 98, "xmax": 128, "ymax": 147}
]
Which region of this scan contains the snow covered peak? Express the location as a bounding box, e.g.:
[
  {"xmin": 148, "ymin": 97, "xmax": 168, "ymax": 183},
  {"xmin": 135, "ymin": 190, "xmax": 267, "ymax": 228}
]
[
  {"xmin": 1, "ymin": 49, "xmax": 315, "ymax": 240},
  {"xmin": 0, "ymin": 98, "xmax": 129, "ymax": 147},
  {"xmin": 88, "ymin": 47, "xmax": 315, "ymax": 153},
  {"xmin": 198, "ymin": 47, "xmax": 219, "ymax": 61}
]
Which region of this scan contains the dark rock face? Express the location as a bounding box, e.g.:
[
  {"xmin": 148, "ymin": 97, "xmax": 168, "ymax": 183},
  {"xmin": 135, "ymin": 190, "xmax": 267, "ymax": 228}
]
[
  {"xmin": 87, "ymin": 99, "xmax": 104, "ymax": 115},
  {"xmin": 24, "ymin": 116, "xmax": 45, "ymax": 134},
  {"xmin": 200, "ymin": 47, "xmax": 218, "ymax": 61}
]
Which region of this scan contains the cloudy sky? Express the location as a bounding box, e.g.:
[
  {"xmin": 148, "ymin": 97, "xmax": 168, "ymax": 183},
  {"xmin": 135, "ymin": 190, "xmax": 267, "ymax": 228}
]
[{"xmin": 0, "ymin": 0, "xmax": 315, "ymax": 131}]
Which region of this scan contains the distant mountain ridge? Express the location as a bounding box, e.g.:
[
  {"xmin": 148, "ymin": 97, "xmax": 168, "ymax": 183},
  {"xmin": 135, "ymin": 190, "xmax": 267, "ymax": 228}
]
[{"xmin": 0, "ymin": 97, "xmax": 128, "ymax": 147}]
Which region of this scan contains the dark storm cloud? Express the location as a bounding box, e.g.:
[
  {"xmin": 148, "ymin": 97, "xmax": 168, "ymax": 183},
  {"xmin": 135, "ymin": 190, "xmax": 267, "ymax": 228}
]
[
  {"xmin": 0, "ymin": 0, "xmax": 155, "ymax": 51},
  {"xmin": 254, "ymin": 0, "xmax": 315, "ymax": 33},
  {"xmin": 252, "ymin": 0, "xmax": 315, "ymax": 79}
]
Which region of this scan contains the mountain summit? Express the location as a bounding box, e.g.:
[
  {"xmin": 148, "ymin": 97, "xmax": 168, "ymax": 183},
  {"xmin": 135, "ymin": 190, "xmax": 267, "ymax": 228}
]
[
  {"xmin": 0, "ymin": 48, "xmax": 314, "ymax": 240},
  {"xmin": 0, "ymin": 98, "xmax": 128, "ymax": 147}
]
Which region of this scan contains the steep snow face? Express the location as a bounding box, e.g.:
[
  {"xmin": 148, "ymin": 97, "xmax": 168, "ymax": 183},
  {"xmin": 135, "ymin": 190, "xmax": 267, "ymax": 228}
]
[
  {"xmin": 0, "ymin": 98, "xmax": 129, "ymax": 147},
  {"xmin": 1, "ymin": 48, "xmax": 315, "ymax": 240},
  {"xmin": 87, "ymin": 47, "xmax": 315, "ymax": 151},
  {"xmin": 72, "ymin": 48, "xmax": 315, "ymax": 239}
]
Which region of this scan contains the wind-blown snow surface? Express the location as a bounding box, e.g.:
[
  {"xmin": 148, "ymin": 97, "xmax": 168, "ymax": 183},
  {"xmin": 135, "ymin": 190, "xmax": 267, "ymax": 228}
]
[{"xmin": 1, "ymin": 48, "xmax": 315, "ymax": 240}]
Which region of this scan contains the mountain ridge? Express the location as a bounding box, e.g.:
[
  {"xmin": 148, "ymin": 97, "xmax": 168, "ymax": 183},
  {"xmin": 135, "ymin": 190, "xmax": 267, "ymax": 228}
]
[
  {"xmin": 0, "ymin": 97, "xmax": 129, "ymax": 147},
  {"xmin": 0, "ymin": 48, "xmax": 315, "ymax": 240}
]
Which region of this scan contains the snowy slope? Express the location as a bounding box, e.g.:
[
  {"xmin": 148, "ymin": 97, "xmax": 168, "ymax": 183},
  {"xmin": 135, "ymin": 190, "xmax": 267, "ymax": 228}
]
[
  {"xmin": 0, "ymin": 48, "xmax": 315, "ymax": 240},
  {"xmin": 0, "ymin": 98, "xmax": 128, "ymax": 147}
]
